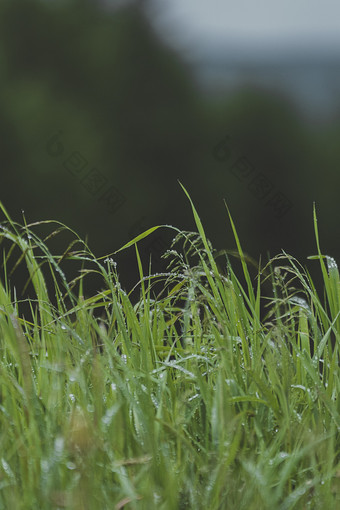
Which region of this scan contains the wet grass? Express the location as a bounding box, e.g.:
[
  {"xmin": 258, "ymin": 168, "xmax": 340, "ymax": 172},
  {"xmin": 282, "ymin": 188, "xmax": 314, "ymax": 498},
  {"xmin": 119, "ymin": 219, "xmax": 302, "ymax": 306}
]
[{"xmin": 0, "ymin": 185, "xmax": 339, "ymax": 509}]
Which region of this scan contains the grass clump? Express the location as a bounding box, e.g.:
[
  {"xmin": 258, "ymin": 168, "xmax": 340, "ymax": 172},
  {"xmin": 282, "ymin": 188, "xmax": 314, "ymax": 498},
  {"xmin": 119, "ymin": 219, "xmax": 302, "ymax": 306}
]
[{"xmin": 0, "ymin": 186, "xmax": 339, "ymax": 509}]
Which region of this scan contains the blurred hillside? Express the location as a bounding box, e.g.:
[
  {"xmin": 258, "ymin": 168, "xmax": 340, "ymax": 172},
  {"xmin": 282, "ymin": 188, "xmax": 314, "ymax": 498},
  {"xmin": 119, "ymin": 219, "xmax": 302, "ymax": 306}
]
[
  {"xmin": 0, "ymin": 0, "xmax": 339, "ymax": 304},
  {"xmin": 192, "ymin": 42, "xmax": 340, "ymax": 121}
]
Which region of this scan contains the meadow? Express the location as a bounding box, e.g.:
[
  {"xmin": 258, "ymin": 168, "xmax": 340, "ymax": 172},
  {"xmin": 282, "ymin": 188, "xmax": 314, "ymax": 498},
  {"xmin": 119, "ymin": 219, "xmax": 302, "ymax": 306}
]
[{"xmin": 0, "ymin": 185, "xmax": 339, "ymax": 509}]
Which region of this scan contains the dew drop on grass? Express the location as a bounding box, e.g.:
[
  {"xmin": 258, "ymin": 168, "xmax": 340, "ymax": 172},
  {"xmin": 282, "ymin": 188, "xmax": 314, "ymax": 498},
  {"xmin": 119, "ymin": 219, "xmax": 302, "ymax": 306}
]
[
  {"xmin": 1, "ymin": 458, "xmax": 15, "ymax": 480},
  {"xmin": 326, "ymin": 256, "xmax": 338, "ymax": 272},
  {"xmin": 151, "ymin": 394, "xmax": 158, "ymax": 409},
  {"xmin": 153, "ymin": 492, "xmax": 161, "ymax": 504},
  {"xmin": 102, "ymin": 404, "xmax": 120, "ymax": 427},
  {"xmin": 54, "ymin": 437, "xmax": 64, "ymax": 459}
]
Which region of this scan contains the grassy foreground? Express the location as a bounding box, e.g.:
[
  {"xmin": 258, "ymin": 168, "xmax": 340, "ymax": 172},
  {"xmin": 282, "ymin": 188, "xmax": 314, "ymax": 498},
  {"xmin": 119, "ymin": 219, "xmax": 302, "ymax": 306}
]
[{"xmin": 0, "ymin": 188, "xmax": 339, "ymax": 509}]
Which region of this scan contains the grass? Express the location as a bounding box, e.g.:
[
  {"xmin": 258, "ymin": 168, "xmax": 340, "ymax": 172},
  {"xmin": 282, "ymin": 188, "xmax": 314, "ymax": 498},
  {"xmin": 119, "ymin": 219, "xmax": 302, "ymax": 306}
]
[{"xmin": 0, "ymin": 185, "xmax": 339, "ymax": 509}]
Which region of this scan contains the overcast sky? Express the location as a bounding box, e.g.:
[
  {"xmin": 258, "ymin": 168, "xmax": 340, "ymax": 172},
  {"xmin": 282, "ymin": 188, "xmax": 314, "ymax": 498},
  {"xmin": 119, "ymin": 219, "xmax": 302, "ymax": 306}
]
[{"xmin": 148, "ymin": 0, "xmax": 340, "ymax": 56}]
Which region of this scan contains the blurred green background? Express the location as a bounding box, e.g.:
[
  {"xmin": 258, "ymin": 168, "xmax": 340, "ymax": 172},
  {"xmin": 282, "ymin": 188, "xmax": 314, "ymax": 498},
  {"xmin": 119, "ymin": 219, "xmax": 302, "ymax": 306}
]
[{"xmin": 1, "ymin": 0, "xmax": 339, "ymax": 301}]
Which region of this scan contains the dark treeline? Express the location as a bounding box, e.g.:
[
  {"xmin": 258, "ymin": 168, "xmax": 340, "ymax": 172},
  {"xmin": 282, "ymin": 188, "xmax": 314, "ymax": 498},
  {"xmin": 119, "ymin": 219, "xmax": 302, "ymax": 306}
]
[{"xmin": 1, "ymin": 0, "xmax": 339, "ymax": 307}]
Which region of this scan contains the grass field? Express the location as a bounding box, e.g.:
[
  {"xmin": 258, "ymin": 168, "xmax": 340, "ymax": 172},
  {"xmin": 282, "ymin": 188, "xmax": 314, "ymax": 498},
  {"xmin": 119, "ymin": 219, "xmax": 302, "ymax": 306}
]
[{"xmin": 0, "ymin": 185, "xmax": 339, "ymax": 509}]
